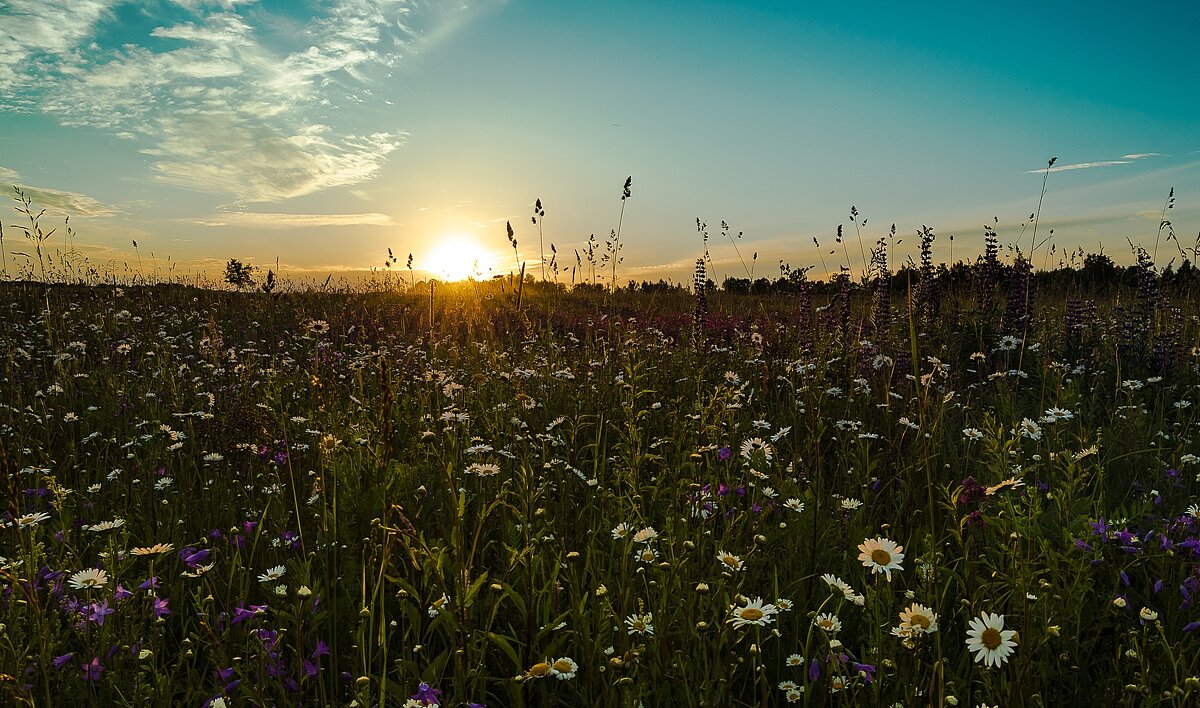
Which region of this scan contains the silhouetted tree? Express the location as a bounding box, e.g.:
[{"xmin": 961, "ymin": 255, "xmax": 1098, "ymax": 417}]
[{"xmin": 224, "ymin": 259, "xmax": 256, "ymax": 290}]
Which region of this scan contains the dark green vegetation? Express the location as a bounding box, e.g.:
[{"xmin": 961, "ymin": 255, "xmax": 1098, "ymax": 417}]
[{"xmin": 1, "ymin": 261, "xmax": 1198, "ymax": 707}]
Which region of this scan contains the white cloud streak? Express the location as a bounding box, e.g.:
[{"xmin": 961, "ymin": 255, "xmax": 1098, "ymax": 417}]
[
  {"xmin": 0, "ymin": 165, "xmax": 116, "ymax": 217},
  {"xmin": 1026, "ymin": 152, "xmax": 1161, "ymax": 174},
  {"xmin": 0, "ymin": 1, "xmax": 121, "ymax": 95},
  {"xmin": 0, "ymin": 1, "xmax": 465, "ymax": 202},
  {"xmin": 1029, "ymin": 160, "xmax": 1130, "ymax": 174},
  {"xmin": 195, "ymin": 211, "xmax": 395, "ymax": 228}
]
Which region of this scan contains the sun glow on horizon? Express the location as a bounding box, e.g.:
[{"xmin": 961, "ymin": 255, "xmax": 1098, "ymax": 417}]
[{"xmin": 423, "ymin": 235, "xmax": 495, "ymax": 281}]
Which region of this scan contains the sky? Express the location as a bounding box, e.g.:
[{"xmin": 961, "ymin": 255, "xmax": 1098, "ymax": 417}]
[{"xmin": 1, "ymin": 0, "xmax": 1198, "ymax": 285}]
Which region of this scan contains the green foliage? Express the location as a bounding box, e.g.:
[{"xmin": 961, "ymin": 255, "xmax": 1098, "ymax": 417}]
[
  {"xmin": 0, "ymin": 278, "xmax": 1198, "ymax": 706},
  {"xmin": 223, "ymin": 258, "xmax": 256, "ymax": 290}
]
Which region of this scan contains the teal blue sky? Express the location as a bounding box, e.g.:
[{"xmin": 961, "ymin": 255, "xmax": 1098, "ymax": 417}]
[{"xmin": 1, "ymin": 0, "xmax": 1197, "ymax": 283}]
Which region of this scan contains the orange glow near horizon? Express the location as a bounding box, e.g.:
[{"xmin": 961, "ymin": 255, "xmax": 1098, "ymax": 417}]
[{"xmin": 423, "ymin": 234, "xmax": 497, "ymax": 281}]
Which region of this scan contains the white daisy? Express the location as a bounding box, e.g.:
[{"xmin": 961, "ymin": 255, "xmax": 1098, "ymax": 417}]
[
  {"xmin": 857, "ymin": 537, "xmax": 905, "ymax": 581},
  {"xmin": 68, "ymin": 568, "xmax": 108, "ymax": 590},
  {"xmin": 740, "ymin": 437, "xmax": 774, "ymax": 462},
  {"xmin": 258, "ymin": 565, "xmax": 286, "ymax": 583},
  {"xmin": 729, "ymin": 597, "xmax": 778, "ymax": 629},
  {"xmin": 13, "ymin": 511, "xmax": 52, "ymax": 528},
  {"xmin": 897, "ymin": 602, "xmax": 939, "ymax": 635},
  {"xmin": 551, "ymin": 657, "xmax": 578, "ymax": 680},
  {"xmin": 716, "ymin": 550, "xmax": 744, "ymax": 572},
  {"xmin": 814, "ymin": 612, "xmax": 841, "ymax": 634},
  {"xmin": 632, "ymin": 527, "xmax": 658, "ymax": 544},
  {"xmin": 625, "ymin": 612, "xmax": 654, "ymax": 636},
  {"xmin": 466, "ymin": 462, "xmax": 500, "ymax": 477},
  {"xmin": 965, "ymin": 612, "xmax": 1018, "ymax": 668}
]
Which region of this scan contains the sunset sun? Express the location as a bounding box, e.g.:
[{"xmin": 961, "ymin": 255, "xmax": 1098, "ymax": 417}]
[{"xmin": 424, "ymin": 235, "xmax": 492, "ymax": 281}]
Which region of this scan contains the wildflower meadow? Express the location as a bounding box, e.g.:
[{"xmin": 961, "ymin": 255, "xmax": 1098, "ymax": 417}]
[{"xmin": 2, "ymin": 192, "xmax": 1200, "ymax": 707}]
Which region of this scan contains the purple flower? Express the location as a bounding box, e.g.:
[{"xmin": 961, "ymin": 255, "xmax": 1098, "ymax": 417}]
[
  {"xmin": 213, "ymin": 666, "xmax": 241, "ymax": 693},
  {"xmin": 139, "ymin": 576, "xmax": 159, "ymax": 591},
  {"xmin": 1120, "ymin": 571, "xmax": 1131, "ymax": 587},
  {"xmin": 232, "ymin": 602, "xmax": 267, "ymax": 624},
  {"xmin": 52, "ymin": 653, "xmax": 74, "ymax": 670},
  {"xmin": 178, "ymin": 547, "xmax": 210, "ymax": 568},
  {"xmin": 114, "ymin": 585, "xmax": 132, "ymax": 601},
  {"xmin": 808, "ymin": 658, "xmax": 821, "ymax": 681},
  {"xmin": 410, "ymin": 682, "xmax": 442, "ymax": 705},
  {"xmin": 312, "ymin": 639, "xmax": 330, "ymax": 658},
  {"xmin": 851, "ymin": 661, "xmax": 877, "ymax": 683},
  {"xmin": 303, "ymin": 659, "xmax": 319, "ymax": 678},
  {"xmin": 1183, "ymin": 621, "xmax": 1200, "ymax": 632},
  {"xmin": 87, "ymin": 600, "xmax": 115, "ymax": 626},
  {"xmin": 82, "ymin": 657, "xmax": 104, "ymax": 682},
  {"xmin": 717, "ymin": 446, "xmax": 732, "ymax": 461},
  {"xmin": 152, "ymin": 596, "xmax": 171, "ymax": 618}
]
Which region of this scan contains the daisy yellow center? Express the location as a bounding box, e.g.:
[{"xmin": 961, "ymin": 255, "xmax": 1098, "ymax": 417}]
[
  {"xmin": 871, "ymin": 549, "xmax": 892, "ymax": 565},
  {"xmin": 722, "ymin": 556, "xmax": 739, "ymax": 567},
  {"xmin": 529, "ymin": 662, "xmax": 552, "ymax": 677},
  {"xmin": 981, "ymin": 627, "xmax": 1002, "ymax": 650},
  {"xmin": 640, "ymin": 551, "xmax": 654, "ymax": 561},
  {"xmin": 740, "ymin": 608, "xmax": 765, "ymax": 621},
  {"xmin": 911, "ymin": 614, "xmax": 931, "ymax": 629},
  {"xmin": 552, "ymin": 659, "xmax": 573, "ymax": 673}
]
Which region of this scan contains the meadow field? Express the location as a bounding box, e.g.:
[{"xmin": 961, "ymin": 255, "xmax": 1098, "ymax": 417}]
[{"xmin": 2, "ymin": 252, "xmax": 1199, "ymax": 706}]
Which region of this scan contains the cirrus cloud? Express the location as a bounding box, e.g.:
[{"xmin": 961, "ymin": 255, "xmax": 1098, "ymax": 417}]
[
  {"xmin": 1026, "ymin": 152, "xmax": 1162, "ymax": 174},
  {"xmin": 0, "ymin": 165, "xmax": 116, "ymax": 217},
  {"xmin": 0, "ymin": 0, "xmax": 471, "ymax": 203},
  {"xmin": 195, "ymin": 211, "xmax": 395, "ymax": 229}
]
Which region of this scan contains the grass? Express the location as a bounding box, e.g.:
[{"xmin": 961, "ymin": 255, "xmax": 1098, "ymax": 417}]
[{"xmin": 1, "ymin": 199, "xmax": 1200, "ymax": 706}]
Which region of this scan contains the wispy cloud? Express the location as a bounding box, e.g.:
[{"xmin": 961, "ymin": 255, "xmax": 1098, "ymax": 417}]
[
  {"xmin": 1029, "ymin": 160, "xmax": 1131, "ymax": 174},
  {"xmin": 0, "ymin": 165, "xmax": 116, "ymax": 217},
  {"xmin": 0, "ymin": 1, "xmax": 120, "ymax": 99},
  {"xmin": 0, "ymin": 1, "xmax": 473, "ymax": 202},
  {"xmin": 1026, "ymin": 152, "xmax": 1161, "ymax": 174},
  {"xmin": 195, "ymin": 211, "xmax": 395, "ymax": 228}
]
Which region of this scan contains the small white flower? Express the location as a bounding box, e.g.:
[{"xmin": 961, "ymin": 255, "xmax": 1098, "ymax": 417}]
[
  {"xmin": 258, "ymin": 565, "xmax": 286, "ymax": 583},
  {"xmin": 69, "ymin": 568, "xmax": 109, "ymax": 590}
]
